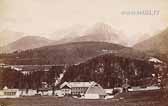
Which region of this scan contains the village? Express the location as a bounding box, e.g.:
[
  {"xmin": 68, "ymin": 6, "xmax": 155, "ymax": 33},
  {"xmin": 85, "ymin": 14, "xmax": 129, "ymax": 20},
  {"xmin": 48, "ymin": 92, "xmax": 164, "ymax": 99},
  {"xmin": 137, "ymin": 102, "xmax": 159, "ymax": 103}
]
[
  {"xmin": 0, "ymin": 81, "xmax": 161, "ymax": 99},
  {"xmin": 0, "ymin": 64, "xmax": 161, "ymax": 100}
]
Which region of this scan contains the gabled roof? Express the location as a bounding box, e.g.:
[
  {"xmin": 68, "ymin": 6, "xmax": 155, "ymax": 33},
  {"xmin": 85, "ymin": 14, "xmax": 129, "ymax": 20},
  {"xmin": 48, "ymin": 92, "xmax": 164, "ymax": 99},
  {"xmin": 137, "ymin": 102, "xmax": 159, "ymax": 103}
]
[
  {"xmin": 85, "ymin": 84, "xmax": 106, "ymax": 96},
  {"xmin": 60, "ymin": 81, "xmax": 96, "ymax": 89},
  {"xmin": 62, "ymin": 85, "xmax": 71, "ymax": 89},
  {"xmin": 3, "ymin": 86, "xmax": 8, "ymax": 90}
]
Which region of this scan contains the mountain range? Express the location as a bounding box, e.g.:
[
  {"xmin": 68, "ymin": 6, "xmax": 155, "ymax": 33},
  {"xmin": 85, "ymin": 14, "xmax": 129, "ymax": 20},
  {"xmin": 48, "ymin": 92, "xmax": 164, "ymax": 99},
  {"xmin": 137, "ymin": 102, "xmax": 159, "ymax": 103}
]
[
  {"xmin": 0, "ymin": 23, "xmax": 127, "ymax": 53},
  {"xmin": 54, "ymin": 23, "xmax": 127, "ymax": 45},
  {"xmin": 0, "ymin": 23, "xmax": 168, "ymax": 63}
]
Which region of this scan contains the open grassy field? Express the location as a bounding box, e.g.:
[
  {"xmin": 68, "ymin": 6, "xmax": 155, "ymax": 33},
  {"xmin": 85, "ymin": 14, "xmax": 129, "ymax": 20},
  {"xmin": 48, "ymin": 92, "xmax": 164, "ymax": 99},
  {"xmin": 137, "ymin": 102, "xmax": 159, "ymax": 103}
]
[{"xmin": 0, "ymin": 90, "xmax": 167, "ymax": 106}]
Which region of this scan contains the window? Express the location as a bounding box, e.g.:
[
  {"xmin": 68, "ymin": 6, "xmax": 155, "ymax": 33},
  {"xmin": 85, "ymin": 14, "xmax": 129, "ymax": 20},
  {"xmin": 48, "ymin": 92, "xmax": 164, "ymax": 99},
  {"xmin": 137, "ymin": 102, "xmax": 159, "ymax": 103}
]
[{"xmin": 4, "ymin": 92, "xmax": 16, "ymax": 96}]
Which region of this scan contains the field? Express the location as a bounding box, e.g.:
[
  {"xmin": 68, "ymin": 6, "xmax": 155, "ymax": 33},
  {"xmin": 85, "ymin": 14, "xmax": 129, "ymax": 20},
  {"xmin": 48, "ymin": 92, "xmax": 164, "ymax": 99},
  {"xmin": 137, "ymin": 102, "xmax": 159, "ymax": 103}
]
[{"xmin": 0, "ymin": 90, "xmax": 167, "ymax": 106}]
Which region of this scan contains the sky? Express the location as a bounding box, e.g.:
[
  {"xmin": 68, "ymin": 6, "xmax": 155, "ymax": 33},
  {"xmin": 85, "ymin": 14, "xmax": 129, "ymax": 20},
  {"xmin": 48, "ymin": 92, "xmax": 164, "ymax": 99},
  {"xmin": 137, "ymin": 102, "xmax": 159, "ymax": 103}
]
[{"xmin": 0, "ymin": 0, "xmax": 168, "ymax": 40}]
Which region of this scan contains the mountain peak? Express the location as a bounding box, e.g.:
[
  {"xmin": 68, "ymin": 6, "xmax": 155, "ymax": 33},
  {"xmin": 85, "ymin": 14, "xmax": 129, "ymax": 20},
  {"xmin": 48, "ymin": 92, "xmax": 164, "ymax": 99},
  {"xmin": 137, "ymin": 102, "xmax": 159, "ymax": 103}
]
[{"xmin": 82, "ymin": 23, "xmax": 126, "ymax": 45}]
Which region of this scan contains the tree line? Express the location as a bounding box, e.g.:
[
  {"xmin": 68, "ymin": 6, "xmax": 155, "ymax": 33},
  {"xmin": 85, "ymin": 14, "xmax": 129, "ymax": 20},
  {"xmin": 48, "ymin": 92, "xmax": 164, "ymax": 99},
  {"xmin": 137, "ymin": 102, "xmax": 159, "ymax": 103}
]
[{"xmin": 0, "ymin": 66, "xmax": 64, "ymax": 90}]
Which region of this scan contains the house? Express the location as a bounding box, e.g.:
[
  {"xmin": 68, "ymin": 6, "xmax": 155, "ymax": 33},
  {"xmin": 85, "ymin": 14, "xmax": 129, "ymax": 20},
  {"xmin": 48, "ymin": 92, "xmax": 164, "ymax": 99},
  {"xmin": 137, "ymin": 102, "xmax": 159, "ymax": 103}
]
[
  {"xmin": 0, "ymin": 63, "xmax": 5, "ymax": 68},
  {"xmin": 148, "ymin": 57, "xmax": 163, "ymax": 64},
  {"xmin": 60, "ymin": 81, "xmax": 106, "ymax": 99},
  {"xmin": 84, "ymin": 83, "xmax": 106, "ymax": 99},
  {"xmin": 0, "ymin": 86, "xmax": 21, "ymax": 98},
  {"xmin": 37, "ymin": 88, "xmax": 53, "ymax": 96},
  {"xmin": 60, "ymin": 83, "xmax": 71, "ymax": 95},
  {"xmin": 128, "ymin": 86, "xmax": 160, "ymax": 92},
  {"xmin": 55, "ymin": 90, "xmax": 64, "ymax": 97},
  {"xmin": 37, "ymin": 81, "xmax": 53, "ymax": 96},
  {"xmin": 60, "ymin": 81, "xmax": 94, "ymax": 96},
  {"xmin": 20, "ymin": 89, "xmax": 37, "ymax": 96},
  {"xmin": 104, "ymin": 89, "xmax": 113, "ymax": 95},
  {"xmin": 104, "ymin": 87, "xmax": 123, "ymax": 95}
]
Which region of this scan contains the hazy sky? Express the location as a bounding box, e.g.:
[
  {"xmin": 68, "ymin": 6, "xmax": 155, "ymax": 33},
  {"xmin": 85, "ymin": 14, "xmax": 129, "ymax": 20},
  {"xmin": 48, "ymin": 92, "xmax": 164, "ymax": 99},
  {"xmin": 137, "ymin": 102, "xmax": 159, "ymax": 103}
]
[{"xmin": 0, "ymin": 0, "xmax": 168, "ymax": 39}]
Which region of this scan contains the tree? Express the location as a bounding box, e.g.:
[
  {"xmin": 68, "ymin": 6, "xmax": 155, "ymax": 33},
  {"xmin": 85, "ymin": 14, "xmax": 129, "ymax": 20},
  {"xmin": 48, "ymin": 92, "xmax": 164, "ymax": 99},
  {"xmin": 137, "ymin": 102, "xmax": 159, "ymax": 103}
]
[{"xmin": 159, "ymin": 63, "xmax": 168, "ymax": 98}]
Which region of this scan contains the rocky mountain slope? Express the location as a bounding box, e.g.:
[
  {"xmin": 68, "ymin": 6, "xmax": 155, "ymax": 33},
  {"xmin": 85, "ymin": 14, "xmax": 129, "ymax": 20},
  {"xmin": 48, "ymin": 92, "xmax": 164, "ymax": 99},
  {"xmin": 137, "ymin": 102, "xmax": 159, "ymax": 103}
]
[{"xmin": 54, "ymin": 23, "xmax": 127, "ymax": 46}]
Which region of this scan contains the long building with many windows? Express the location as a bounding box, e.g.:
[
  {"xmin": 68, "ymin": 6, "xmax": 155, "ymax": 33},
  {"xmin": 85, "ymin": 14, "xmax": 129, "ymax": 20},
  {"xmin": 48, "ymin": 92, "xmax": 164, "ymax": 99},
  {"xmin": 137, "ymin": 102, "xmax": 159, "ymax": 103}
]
[{"xmin": 60, "ymin": 81, "xmax": 106, "ymax": 99}]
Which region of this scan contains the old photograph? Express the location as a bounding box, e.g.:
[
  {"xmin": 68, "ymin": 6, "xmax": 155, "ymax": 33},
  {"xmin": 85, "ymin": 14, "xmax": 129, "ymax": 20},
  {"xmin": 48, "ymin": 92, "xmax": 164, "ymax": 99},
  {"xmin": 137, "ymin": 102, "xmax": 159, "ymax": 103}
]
[{"xmin": 0, "ymin": 0, "xmax": 168, "ymax": 106}]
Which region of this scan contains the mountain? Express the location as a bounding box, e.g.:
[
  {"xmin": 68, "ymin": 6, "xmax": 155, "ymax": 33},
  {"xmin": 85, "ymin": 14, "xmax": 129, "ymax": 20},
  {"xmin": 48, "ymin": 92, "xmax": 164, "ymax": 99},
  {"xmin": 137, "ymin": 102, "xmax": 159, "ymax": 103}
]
[
  {"xmin": 54, "ymin": 23, "xmax": 127, "ymax": 46},
  {"xmin": 0, "ymin": 30, "xmax": 24, "ymax": 47},
  {"xmin": 134, "ymin": 27, "xmax": 168, "ymax": 61},
  {"xmin": 0, "ymin": 36, "xmax": 54, "ymax": 53},
  {"xmin": 0, "ymin": 42, "xmax": 126, "ymax": 65},
  {"xmin": 127, "ymin": 33, "xmax": 152, "ymax": 46},
  {"xmin": 49, "ymin": 24, "xmax": 87, "ymax": 41}
]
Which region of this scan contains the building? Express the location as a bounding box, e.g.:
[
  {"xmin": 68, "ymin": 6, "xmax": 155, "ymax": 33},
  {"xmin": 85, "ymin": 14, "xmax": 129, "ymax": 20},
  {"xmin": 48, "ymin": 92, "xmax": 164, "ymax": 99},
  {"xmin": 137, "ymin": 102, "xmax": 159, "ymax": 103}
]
[
  {"xmin": 60, "ymin": 83, "xmax": 71, "ymax": 95},
  {"xmin": 60, "ymin": 81, "xmax": 94, "ymax": 96},
  {"xmin": 60, "ymin": 81, "xmax": 106, "ymax": 99},
  {"xmin": 128, "ymin": 86, "xmax": 160, "ymax": 92},
  {"xmin": 20, "ymin": 89, "xmax": 37, "ymax": 96},
  {"xmin": 0, "ymin": 86, "xmax": 21, "ymax": 98},
  {"xmin": 0, "ymin": 63, "xmax": 5, "ymax": 68},
  {"xmin": 84, "ymin": 83, "xmax": 106, "ymax": 99},
  {"xmin": 38, "ymin": 88, "xmax": 53, "ymax": 96}
]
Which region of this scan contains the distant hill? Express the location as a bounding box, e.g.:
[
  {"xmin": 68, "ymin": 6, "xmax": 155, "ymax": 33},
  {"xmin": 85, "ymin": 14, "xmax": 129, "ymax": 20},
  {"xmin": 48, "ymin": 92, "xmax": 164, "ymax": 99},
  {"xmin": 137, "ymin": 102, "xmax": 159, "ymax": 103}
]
[
  {"xmin": 0, "ymin": 36, "xmax": 54, "ymax": 53},
  {"xmin": 0, "ymin": 30, "xmax": 23, "ymax": 47},
  {"xmin": 0, "ymin": 42, "xmax": 126, "ymax": 65},
  {"xmin": 134, "ymin": 27, "xmax": 168, "ymax": 61},
  {"xmin": 54, "ymin": 23, "xmax": 127, "ymax": 46}
]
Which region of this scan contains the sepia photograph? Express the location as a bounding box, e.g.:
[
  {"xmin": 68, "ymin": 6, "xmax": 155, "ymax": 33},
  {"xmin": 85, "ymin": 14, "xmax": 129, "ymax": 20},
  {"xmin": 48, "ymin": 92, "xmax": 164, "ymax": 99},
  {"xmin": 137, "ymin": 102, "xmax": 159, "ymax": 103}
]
[{"xmin": 0, "ymin": 0, "xmax": 168, "ymax": 106}]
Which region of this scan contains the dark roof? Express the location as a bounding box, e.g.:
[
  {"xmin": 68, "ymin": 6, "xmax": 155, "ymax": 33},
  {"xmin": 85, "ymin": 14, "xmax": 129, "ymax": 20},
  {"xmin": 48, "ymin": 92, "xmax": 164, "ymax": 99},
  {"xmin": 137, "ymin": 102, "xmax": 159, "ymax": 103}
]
[{"xmin": 62, "ymin": 85, "xmax": 71, "ymax": 89}]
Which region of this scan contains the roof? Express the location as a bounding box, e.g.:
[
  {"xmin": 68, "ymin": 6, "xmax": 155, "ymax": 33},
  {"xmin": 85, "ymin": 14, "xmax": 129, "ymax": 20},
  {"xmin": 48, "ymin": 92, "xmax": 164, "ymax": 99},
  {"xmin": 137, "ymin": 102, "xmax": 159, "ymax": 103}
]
[
  {"xmin": 62, "ymin": 85, "xmax": 71, "ymax": 89},
  {"xmin": 3, "ymin": 86, "xmax": 8, "ymax": 90},
  {"xmin": 60, "ymin": 81, "xmax": 96, "ymax": 89},
  {"xmin": 85, "ymin": 84, "xmax": 106, "ymax": 95},
  {"xmin": 149, "ymin": 57, "xmax": 163, "ymax": 63}
]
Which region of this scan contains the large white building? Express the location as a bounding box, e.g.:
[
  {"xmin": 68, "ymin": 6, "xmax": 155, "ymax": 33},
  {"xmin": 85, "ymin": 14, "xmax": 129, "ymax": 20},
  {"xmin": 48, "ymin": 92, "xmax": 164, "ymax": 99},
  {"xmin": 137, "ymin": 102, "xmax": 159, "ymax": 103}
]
[
  {"xmin": 60, "ymin": 81, "xmax": 106, "ymax": 99},
  {"xmin": 0, "ymin": 86, "xmax": 21, "ymax": 98}
]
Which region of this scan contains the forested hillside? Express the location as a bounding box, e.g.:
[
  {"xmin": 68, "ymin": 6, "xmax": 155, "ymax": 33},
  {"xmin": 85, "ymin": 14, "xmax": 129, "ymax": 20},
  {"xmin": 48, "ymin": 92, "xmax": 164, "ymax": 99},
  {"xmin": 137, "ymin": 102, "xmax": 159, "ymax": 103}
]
[
  {"xmin": 0, "ymin": 42, "xmax": 125, "ymax": 65},
  {"xmin": 62, "ymin": 54, "xmax": 157, "ymax": 88},
  {"xmin": 0, "ymin": 53, "xmax": 165, "ymax": 89}
]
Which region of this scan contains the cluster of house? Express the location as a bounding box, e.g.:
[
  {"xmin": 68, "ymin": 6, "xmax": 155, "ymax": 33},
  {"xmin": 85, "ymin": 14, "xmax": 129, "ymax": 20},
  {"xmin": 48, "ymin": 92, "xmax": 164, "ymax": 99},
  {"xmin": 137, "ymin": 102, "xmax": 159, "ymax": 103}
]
[
  {"xmin": 0, "ymin": 80, "xmax": 161, "ymax": 99},
  {"xmin": 0, "ymin": 81, "xmax": 108, "ymax": 99}
]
